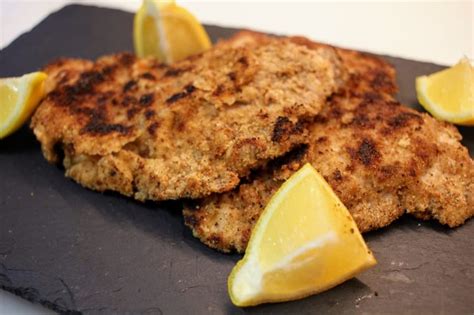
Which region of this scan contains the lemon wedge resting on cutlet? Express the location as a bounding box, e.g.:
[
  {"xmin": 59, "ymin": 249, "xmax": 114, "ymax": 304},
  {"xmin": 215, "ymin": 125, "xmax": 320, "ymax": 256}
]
[
  {"xmin": 0, "ymin": 72, "xmax": 47, "ymax": 139},
  {"xmin": 227, "ymin": 163, "xmax": 377, "ymax": 307},
  {"xmin": 134, "ymin": 0, "xmax": 211, "ymax": 63},
  {"xmin": 416, "ymin": 57, "xmax": 474, "ymax": 126}
]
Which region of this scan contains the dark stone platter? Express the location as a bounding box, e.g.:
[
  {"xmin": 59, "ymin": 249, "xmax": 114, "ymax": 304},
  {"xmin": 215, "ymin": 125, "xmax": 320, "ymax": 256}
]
[{"xmin": 0, "ymin": 4, "xmax": 472, "ymax": 314}]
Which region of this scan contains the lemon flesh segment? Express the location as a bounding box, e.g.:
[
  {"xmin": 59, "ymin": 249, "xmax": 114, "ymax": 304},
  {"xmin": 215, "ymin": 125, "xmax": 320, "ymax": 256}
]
[
  {"xmin": 228, "ymin": 163, "xmax": 377, "ymax": 307},
  {"xmin": 134, "ymin": 0, "xmax": 211, "ymax": 63},
  {"xmin": 134, "ymin": 0, "xmax": 173, "ymax": 61},
  {"xmin": 416, "ymin": 57, "xmax": 474, "ymax": 126},
  {"xmin": 0, "ymin": 72, "xmax": 47, "ymax": 139}
]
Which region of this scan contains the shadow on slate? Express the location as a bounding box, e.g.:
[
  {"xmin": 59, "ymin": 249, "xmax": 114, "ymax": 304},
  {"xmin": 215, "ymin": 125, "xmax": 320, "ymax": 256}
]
[{"xmin": 0, "ymin": 4, "xmax": 473, "ymax": 314}]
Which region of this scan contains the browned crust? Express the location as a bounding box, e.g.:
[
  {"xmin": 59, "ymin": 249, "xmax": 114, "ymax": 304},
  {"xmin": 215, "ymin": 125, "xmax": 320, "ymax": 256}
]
[
  {"xmin": 31, "ymin": 33, "xmax": 345, "ymax": 201},
  {"xmin": 183, "ymin": 32, "xmax": 473, "ymax": 253}
]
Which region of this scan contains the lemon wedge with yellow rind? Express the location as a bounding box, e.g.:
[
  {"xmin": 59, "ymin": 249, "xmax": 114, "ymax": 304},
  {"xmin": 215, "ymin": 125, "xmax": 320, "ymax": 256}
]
[
  {"xmin": 0, "ymin": 72, "xmax": 47, "ymax": 139},
  {"xmin": 228, "ymin": 163, "xmax": 377, "ymax": 307},
  {"xmin": 416, "ymin": 57, "xmax": 474, "ymax": 126},
  {"xmin": 134, "ymin": 0, "xmax": 211, "ymax": 63}
]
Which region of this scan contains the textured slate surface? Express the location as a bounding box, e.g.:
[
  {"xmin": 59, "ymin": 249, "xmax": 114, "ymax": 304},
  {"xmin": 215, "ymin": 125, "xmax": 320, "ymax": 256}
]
[{"xmin": 0, "ymin": 4, "xmax": 473, "ymax": 314}]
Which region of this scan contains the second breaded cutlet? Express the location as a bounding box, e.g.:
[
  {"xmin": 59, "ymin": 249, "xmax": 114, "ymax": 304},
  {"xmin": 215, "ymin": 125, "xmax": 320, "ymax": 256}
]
[{"xmin": 183, "ymin": 33, "xmax": 474, "ymax": 253}]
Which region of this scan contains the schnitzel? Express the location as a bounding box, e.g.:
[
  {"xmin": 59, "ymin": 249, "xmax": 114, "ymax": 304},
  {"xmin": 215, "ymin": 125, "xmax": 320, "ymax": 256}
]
[
  {"xmin": 30, "ymin": 29, "xmax": 473, "ymax": 254},
  {"xmin": 31, "ymin": 36, "xmax": 345, "ymax": 201},
  {"xmin": 184, "ymin": 39, "xmax": 474, "ymax": 253},
  {"xmin": 183, "ymin": 34, "xmax": 474, "ymax": 253}
]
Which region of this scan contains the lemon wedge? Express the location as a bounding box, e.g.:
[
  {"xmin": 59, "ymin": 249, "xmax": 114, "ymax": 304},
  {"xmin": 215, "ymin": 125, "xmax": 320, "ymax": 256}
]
[
  {"xmin": 416, "ymin": 57, "xmax": 474, "ymax": 126},
  {"xmin": 134, "ymin": 0, "xmax": 212, "ymax": 63},
  {"xmin": 0, "ymin": 72, "xmax": 47, "ymax": 139},
  {"xmin": 228, "ymin": 163, "xmax": 377, "ymax": 307}
]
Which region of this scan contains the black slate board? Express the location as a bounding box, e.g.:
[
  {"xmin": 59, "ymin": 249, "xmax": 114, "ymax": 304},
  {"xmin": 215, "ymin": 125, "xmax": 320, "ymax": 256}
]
[{"xmin": 0, "ymin": 4, "xmax": 473, "ymax": 314}]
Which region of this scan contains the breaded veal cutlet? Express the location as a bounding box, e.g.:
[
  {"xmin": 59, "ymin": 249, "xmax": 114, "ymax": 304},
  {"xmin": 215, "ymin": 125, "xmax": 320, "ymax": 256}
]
[
  {"xmin": 183, "ymin": 32, "xmax": 474, "ymax": 253},
  {"xmin": 31, "ymin": 35, "xmax": 345, "ymax": 201}
]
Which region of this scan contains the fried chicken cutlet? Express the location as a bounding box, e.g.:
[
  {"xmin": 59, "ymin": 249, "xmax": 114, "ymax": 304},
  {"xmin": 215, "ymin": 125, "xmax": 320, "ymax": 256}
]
[
  {"xmin": 183, "ymin": 33, "xmax": 474, "ymax": 253},
  {"xmin": 31, "ymin": 35, "xmax": 345, "ymax": 201}
]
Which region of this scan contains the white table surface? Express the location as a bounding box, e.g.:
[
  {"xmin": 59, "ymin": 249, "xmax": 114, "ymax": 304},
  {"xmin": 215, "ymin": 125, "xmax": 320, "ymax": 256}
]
[
  {"xmin": 0, "ymin": 0, "xmax": 472, "ymax": 314},
  {"xmin": 1, "ymin": 0, "xmax": 473, "ymax": 65}
]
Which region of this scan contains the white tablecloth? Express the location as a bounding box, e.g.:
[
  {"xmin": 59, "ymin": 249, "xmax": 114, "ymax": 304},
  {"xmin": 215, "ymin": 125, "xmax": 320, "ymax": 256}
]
[{"xmin": 1, "ymin": 0, "xmax": 473, "ymax": 65}]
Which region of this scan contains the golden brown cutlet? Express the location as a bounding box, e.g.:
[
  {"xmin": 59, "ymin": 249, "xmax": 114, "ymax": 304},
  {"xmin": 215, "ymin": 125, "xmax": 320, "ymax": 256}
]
[
  {"xmin": 183, "ymin": 33, "xmax": 474, "ymax": 253},
  {"xmin": 31, "ymin": 34, "xmax": 345, "ymax": 201}
]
